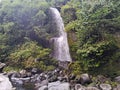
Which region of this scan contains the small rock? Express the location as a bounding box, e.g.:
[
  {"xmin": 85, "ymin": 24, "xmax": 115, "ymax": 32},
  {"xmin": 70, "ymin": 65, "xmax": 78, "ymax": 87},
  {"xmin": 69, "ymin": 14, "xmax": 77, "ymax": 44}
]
[
  {"xmin": 62, "ymin": 75, "xmax": 69, "ymax": 82},
  {"xmin": 47, "ymin": 71, "xmax": 53, "ymax": 78},
  {"xmin": 116, "ymin": 84, "xmax": 120, "ymax": 90},
  {"xmin": 35, "ymin": 79, "xmax": 48, "ymax": 89},
  {"xmin": 114, "ymin": 76, "xmax": 120, "ymax": 83},
  {"xmin": 49, "ymin": 75, "xmax": 58, "ymax": 82},
  {"xmin": 0, "ymin": 62, "xmax": 6, "ymax": 72},
  {"xmin": 26, "ymin": 72, "xmax": 32, "ymax": 77},
  {"xmin": 31, "ymin": 68, "xmax": 38, "ymax": 74},
  {"xmin": 38, "ymin": 85, "xmax": 48, "ymax": 90},
  {"xmin": 75, "ymin": 75, "xmax": 81, "ymax": 83},
  {"xmin": 100, "ymin": 83, "xmax": 112, "ymax": 90},
  {"xmin": 97, "ymin": 75, "xmax": 110, "ymax": 83},
  {"xmin": 30, "ymin": 74, "xmax": 39, "ymax": 82},
  {"xmin": 69, "ymin": 74, "xmax": 76, "ymax": 81},
  {"xmin": 75, "ymin": 84, "xmax": 86, "ymax": 90},
  {"xmin": 57, "ymin": 76, "xmax": 62, "ymax": 81},
  {"xmin": 19, "ymin": 69, "xmax": 27, "ymax": 78},
  {"xmin": 54, "ymin": 68, "xmax": 60, "ymax": 73},
  {"xmin": 70, "ymin": 80, "xmax": 76, "ymax": 89},
  {"xmin": 86, "ymin": 87, "xmax": 99, "ymax": 90}
]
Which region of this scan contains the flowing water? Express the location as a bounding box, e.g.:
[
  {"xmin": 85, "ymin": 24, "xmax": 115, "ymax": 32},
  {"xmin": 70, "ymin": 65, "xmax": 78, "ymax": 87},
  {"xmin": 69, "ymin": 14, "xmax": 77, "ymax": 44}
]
[{"xmin": 49, "ymin": 7, "xmax": 72, "ymax": 62}]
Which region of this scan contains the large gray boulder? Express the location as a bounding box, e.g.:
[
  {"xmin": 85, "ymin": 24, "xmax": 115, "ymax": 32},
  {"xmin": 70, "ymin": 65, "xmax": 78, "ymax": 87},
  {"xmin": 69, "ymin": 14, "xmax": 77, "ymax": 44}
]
[
  {"xmin": 48, "ymin": 81, "xmax": 70, "ymax": 90},
  {"xmin": 80, "ymin": 73, "xmax": 91, "ymax": 84},
  {"xmin": 99, "ymin": 84, "xmax": 112, "ymax": 90},
  {"xmin": 0, "ymin": 74, "xmax": 13, "ymax": 90},
  {"xmin": 38, "ymin": 81, "xmax": 70, "ymax": 90}
]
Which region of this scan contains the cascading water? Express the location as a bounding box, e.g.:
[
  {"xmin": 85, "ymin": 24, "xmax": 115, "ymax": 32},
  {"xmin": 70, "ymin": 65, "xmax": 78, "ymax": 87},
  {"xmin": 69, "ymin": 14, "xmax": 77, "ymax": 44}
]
[{"xmin": 49, "ymin": 7, "xmax": 72, "ymax": 62}]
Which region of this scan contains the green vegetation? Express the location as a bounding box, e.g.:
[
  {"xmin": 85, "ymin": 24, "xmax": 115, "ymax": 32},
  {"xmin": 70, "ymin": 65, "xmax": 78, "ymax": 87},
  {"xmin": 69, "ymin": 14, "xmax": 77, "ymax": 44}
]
[
  {"xmin": 0, "ymin": 0, "xmax": 120, "ymax": 76},
  {"xmin": 8, "ymin": 41, "xmax": 57, "ymax": 70},
  {"xmin": 61, "ymin": 0, "xmax": 120, "ymax": 76},
  {"xmin": 0, "ymin": 0, "xmax": 58, "ymax": 72}
]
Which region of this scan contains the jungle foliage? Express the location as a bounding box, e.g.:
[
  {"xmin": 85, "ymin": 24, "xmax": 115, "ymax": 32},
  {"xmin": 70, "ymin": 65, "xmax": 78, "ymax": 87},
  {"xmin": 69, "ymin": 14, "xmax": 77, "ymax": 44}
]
[
  {"xmin": 0, "ymin": 0, "xmax": 120, "ymax": 76},
  {"xmin": 61, "ymin": 0, "xmax": 120, "ymax": 75}
]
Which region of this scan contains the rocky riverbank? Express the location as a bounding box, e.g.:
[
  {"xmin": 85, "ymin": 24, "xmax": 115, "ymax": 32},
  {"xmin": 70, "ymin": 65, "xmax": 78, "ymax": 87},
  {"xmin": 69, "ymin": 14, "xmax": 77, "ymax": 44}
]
[
  {"xmin": 0, "ymin": 63, "xmax": 120, "ymax": 90},
  {"xmin": 1, "ymin": 68, "xmax": 120, "ymax": 90}
]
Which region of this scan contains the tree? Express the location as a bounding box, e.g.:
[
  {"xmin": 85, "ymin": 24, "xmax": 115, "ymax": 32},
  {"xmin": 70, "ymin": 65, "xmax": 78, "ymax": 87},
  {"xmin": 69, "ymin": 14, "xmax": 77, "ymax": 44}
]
[{"xmin": 8, "ymin": 41, "xmax": 57, "ymax": 71}]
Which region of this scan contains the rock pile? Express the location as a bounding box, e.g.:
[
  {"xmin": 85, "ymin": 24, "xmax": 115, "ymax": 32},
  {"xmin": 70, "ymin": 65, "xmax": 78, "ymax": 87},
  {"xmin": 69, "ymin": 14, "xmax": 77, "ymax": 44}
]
[{"xmin": 0, "ymin": 67, "xmax": 120, "ymax": 90}]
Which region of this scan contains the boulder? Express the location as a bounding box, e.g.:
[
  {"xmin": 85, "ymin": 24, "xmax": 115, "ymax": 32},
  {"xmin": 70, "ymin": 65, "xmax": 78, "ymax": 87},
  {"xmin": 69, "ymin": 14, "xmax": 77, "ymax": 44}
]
[
  {"xmin": 10, "ymin": 72, "xmax": 30, "ymax": 85},
  {"xmin": 21, "ymin": 77, "xmax": 30, "ymax": 82},
  {"xmin": 97, "ymin": 75, "xmax": 110, "ymax": 83},
  {"xmin": 30, "ymin": 74, "xmax": 39, "ymax": 82},
  {"xmin": 47, "ymin": 71, "xmax": 53, "ymax": 78},
  {"xmin": 70, "ymin": 80, "xmax": 76, "ymax": 89},
  {"xmin": 7, "ymin": 71, "xmax": 18, "ymax": 79},
  {"xmin": 26, "ymin": 72, "xmax": 32, "ymax": 77},
  {"xmin": 80, "ymin": 73, "xmax": 91, "ymax": 84},
  {"xmin": 0, "ymin": 62, "xmax": 6, "ymax": 72},
  {"xmin": 54, "ymin": 68, "xmax": 60, "ymax": 74},
  {"xmin": 10, "ymin": 72, "xmax": 21, "ymax": 78},
  {"xmin": 11, "ymin": 77, "xmax": 23, "ymax": 86},
  {"xmin": 113, "ymin": 84, "xmax": 120, "ymax": 90},
  {"xmin": 38, "ymin": 85, "xmax": 48, "ymax": 90},
  {"xmin": 114, "ymin": 76, "xmax": 120, "ymax": 83},
  {"xmin": 86, "ymin": 87, "xmax": 99, "ymax": 90},
  {"xmin": 62, "ymin": 75, "xmax": 69, "ymax": 82},
  {"xmin": 35, "ymin": 79, "xmax": 48, "ymax": 89},
  {"xmin": 116, "ymin": 84, "xmax": 120, "ymax": 89},
  {"xmin": 49, "ymin": 75, "xmax": 58, "ymax": 82},
  {"xmin": 31, "ymin": 68, "xmax": 38, "ymax": 74},
  {"xmin": 69, "ymin": 74, "xmax": 76, "ymax": 81},
  {"xmin": 99, "ymin": 84, "xmax": 112, "ymax": 90},
  {"xmin": 75, "ymin": 75, "xmax": 81, "ymax": 83},
  {"xmin": 75, "ymin": 84, "xmax": 86, "ymax": 90},
  {"xmin": 0, "ymin": 74, "xmax": 13, "ymax": 90},
  {"xmin": 19, "ymin": 69, "xmax": 27, "ymax": 78},
  {"xmin": 48, "ymin": 81, "xmax": 70, "ymax": 90},
  {"xmin": 57, "ymin": 76, "xmax": 65, "ymax": 82}
]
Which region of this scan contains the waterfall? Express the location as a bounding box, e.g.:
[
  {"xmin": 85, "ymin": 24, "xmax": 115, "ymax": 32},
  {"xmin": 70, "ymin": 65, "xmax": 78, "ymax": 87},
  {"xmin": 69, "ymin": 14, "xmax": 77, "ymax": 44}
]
[{"xmin": 49, "ymin": 7, "xmax": 72, "ymax": 62}]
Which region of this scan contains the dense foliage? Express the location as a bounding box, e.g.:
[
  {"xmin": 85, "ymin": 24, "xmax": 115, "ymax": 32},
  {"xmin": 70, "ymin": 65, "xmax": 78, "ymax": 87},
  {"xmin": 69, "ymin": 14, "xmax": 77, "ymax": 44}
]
[
  {"xmin": 61, "ymin": 0, "xmax": 120, "ymax": 75},
  {"xmin": 0, "ymin": 0, "xmax": 120, "ymax": 76},
  {"xmin": 0, "ymin": 0, "xmax": 58, "ymax": 71}
]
